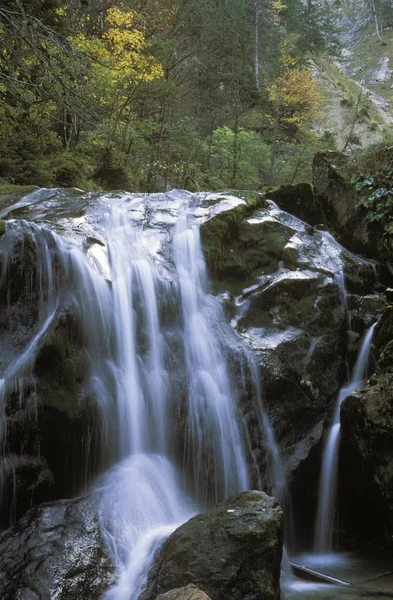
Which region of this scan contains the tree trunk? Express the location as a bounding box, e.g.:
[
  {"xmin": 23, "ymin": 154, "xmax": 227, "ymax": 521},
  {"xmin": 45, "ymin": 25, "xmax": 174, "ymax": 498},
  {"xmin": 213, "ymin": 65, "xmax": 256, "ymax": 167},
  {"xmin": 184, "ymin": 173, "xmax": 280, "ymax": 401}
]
[
  {"xmin": 370, "ymin": 0, "xmax": 383, "ymax": 41},
  {"xmin": 254, "ymin": 1, "xmax": 260, "ymax": 90}
]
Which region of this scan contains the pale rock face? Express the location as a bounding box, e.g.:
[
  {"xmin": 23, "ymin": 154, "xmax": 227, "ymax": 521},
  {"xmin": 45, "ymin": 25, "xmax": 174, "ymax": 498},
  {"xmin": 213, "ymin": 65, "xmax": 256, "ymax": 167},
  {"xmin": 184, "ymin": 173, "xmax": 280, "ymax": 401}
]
[{"xmin": 369, "ymin": 56, "xmax": 392, "ymax": 84}]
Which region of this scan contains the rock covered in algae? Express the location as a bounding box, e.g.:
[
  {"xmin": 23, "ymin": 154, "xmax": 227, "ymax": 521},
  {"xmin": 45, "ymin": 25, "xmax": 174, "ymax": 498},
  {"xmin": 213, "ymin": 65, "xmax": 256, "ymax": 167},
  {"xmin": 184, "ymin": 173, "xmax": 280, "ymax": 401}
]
[
  {"xmin": 143, "ymin": 491, "xmax": 283, "ymax": 600},
  {"xmin": 0, "ymin": 495, "xmax": 115, "ymax": 599}
]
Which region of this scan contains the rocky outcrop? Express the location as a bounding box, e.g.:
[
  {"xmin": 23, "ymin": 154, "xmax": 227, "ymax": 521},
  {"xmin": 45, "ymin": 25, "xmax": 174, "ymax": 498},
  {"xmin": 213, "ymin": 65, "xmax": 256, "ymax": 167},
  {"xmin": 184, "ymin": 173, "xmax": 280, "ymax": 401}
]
[
  {"xmin": 0, "ymin": 495, "xmax": 115, "ymax": 599},
  {"xmin": 200, "ymin": 194, "xmax": 383, "ymax": 539},
  {"xmin": 312, "ymin": 151, "xmax": 393, "ymax": 261},
  {"xmin": 201, "ymin": 198, "xmax": 378, "ymax": 472},
  {"xmin": 142, "ymin": 491, "xmax": 283, "ymax": 600},
  {"xmin": 156, "ymin": 584, "xmax": 211, "ymax": 600}
]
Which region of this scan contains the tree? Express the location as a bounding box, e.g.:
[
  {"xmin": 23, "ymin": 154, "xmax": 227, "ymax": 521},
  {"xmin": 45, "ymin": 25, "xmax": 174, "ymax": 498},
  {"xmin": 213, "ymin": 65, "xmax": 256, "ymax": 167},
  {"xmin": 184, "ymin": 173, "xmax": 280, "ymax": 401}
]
[{"xmin": 266, "ymin": 40, "xmax": 321, "ymax": 182}]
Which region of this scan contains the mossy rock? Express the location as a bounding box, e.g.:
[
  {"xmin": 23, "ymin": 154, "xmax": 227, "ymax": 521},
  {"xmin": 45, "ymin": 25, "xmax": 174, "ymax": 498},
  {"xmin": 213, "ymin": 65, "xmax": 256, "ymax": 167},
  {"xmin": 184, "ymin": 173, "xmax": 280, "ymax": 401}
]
[{"xmin": 200, "ymin": 203, "xmax": 255, "ymax": 280}]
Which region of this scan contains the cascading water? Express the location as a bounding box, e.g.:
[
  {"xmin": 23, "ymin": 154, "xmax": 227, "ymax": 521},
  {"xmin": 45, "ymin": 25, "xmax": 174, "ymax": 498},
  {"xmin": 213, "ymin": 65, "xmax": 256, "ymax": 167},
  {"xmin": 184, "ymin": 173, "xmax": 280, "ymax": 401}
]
[
  {"xmin": 314, "ymin": 321, "xmax": 377, "ymax": 554},
  {"xmin": 0, "ymin": 190, "xmax": 289, "ymax": 599},
  {"xmin": 173, "ymin": 217, "xmax": 249, "ymax": 501}
]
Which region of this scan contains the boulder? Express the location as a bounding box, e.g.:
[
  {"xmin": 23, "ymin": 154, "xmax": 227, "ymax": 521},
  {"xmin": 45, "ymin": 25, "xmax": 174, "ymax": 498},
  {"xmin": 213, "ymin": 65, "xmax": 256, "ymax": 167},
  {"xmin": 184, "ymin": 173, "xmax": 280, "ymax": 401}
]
[
  {"xmin": 156, "ymin": 584, "xmax": 211, "ymax": 600},
  {"xmin": 0, "ymin": 495, "xmax": 116, "ymax": 599},
  {"xmin": 142, "ymin": 491, "xmax": 283, "ymax": 600}
]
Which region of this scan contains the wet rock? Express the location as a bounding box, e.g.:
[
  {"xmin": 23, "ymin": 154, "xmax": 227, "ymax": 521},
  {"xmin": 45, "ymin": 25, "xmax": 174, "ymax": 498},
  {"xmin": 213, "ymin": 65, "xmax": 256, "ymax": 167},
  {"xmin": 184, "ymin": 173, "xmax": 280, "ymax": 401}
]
[
  {"xmin": 1, "ymin": 311, "xmax": 104, "ymax": 528},
  {"xmin": 341, "ymin": 381, "xmax": 393, "ymax": 547},
  {"xmin": 0, "ymin": 455, "xmax": 55, "ymax": 530},
  {"xmin": 143, "ymin": 491, "xmax": 283, "ymax": 600},
  {"xmin": 156, "ymin": 584, "xmax": 211, "ymax": 600},
  {"xmin": 267, "ymin": 182, "xmax": 321, "ymax": 226},
  {"xmin": 348, "ymin": 294, "xmax": 387, "ymax": 333},
  {"xmin": 0, "ymin": 495, "xmax": 116, "ymax": 599},
  {"xmin": 0, "ymin": 224, "xmax": 104, "ymax": 527},
  {"xmin": 340, "ymin": 303, "xmax": 393, "ymax": 548}
]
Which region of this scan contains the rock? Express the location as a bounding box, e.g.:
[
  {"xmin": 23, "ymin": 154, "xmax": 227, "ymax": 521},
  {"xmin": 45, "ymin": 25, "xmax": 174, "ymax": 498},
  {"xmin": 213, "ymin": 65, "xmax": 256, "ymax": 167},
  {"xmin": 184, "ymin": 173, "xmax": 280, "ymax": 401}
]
[
  {"xmin": 142, "ymin": 491, "xmax": 283, "ymax": 600},
  {"xmin": 369, "ymin": 56, "xmax": 392, "ymax": 84},
  {"xmin": 340, "ymin": 381, "xmax": 393, "ymax": 547},
  {"xmin": 267, "ymin": 182, "xmax": 321, "ymax": 226},
  {"xmin": 312, "ymin": 151, "xmax": 393, "ymax": 261},
  {"xmin": 200, "ymin": 194, "xmax": 382, "ymax": 538},
  {"xmin": 156, "ymin": 584, "xmax": 211, "ymax": 600},
  {"xmin": 0, "ymin": 495, "xmax": 116, "ymax": 599},
  {"xmin": 312, "ymin": 152, "xmax": 367, "ymax": 252},
  {"xmin": 348, "ymin": 294, "xmax": 387, "ymax": 334},
  {"xmin": 0, "ymin": 224, "xmax": 104, "ymax": 527}
]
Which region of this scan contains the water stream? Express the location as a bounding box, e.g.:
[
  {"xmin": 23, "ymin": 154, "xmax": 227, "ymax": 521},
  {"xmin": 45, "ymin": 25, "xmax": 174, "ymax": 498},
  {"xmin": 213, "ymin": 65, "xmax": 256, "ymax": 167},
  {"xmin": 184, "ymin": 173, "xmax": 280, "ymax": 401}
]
[
  {"xmin": 314, "ymin": 322, "xmax": 377, "ymax": 554},
  {"xmin": 0, "ymin": 192, "xmax": 289, "ymax": 599}
]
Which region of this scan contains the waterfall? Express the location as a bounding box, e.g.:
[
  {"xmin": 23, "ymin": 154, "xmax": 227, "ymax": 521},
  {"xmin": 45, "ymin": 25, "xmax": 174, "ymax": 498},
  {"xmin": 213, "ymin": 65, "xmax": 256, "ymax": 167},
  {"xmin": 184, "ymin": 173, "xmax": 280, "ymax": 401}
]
[
  {"xmin": 0, "ymin": 191, "xmax": 288, "ymax": 599},
  {"xmin": 173, "ymin": 217, "xmax": 249, "ymax": 502},
  {"xmin": 314, "ymin": 322, "xmax": 377, "ymax": 553}
]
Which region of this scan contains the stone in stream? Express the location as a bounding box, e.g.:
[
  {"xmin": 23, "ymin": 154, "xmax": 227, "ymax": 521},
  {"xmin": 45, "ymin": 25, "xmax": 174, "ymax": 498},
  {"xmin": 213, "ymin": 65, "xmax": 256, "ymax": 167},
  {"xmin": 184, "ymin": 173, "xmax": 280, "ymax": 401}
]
[
  {"xmin": 0, "ymin": 495, "xmax": 115, "ymax": 600},
  {"xmin": 155, "ymin": 584, "xmax": 211, "ymax": 600},
  {"xmin": 142, "ymin": 491, "xmax": 283, "ymax": 600}
]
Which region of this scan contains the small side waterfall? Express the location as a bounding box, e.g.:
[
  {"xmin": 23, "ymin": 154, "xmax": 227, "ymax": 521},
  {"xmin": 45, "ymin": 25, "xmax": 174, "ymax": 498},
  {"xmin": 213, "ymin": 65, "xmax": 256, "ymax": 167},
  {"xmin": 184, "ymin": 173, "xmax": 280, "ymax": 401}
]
[{"xmin": 314, "ymin": 322, "xmax": 377, "ymax": 553}]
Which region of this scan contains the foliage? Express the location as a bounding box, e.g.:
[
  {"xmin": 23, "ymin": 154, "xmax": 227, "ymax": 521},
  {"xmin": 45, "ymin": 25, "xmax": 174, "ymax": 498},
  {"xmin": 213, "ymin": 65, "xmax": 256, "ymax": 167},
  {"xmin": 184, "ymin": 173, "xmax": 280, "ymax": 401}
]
[{"xmin": 0, "ymin": 0, "xmax": 341, "ymax": 191}]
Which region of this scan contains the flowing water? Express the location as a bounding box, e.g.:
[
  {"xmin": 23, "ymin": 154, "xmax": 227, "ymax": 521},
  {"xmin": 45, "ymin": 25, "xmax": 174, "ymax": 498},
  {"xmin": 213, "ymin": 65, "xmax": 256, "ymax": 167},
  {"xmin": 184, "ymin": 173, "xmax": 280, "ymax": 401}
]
[
  {"xmin": 0, "ymin": 190, "xmax": 289, "ymax": 599},
  {"xmin": 314, "ymin": 321, "xmax": 377, "ymax": 554}
]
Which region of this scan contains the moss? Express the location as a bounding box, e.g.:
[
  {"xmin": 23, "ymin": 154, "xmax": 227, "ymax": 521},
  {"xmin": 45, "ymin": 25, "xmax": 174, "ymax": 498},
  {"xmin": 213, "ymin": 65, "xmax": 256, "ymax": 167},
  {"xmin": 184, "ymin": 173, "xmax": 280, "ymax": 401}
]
[
  {"xmin": 226, "ymin": 190, "xmax": 267, "ymax": 208},
  {"xmin": 0, "ymin": 220, "xmax": 6, "ymax": 238},
  {"xmin": 0, "ymin": 184, "xmax": 38, "ymax": 196}
]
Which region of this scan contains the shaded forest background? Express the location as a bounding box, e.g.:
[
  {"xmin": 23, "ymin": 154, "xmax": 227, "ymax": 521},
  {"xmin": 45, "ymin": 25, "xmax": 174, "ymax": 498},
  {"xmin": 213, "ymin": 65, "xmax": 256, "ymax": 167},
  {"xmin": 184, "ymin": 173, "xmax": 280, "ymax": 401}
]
[{"xmin": 0, "ymin": 0, "xmax": 391, "ymax": 192}]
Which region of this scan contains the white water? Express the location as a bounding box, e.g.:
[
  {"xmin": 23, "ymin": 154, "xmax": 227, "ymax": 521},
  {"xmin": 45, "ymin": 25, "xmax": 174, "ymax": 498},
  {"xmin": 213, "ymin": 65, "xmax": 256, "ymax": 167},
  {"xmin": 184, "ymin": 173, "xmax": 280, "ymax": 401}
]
[
  {"xmin": 314, "ymin": 322, "xmax": 377, "ymax": 553},
  {"xmin": 173, "ymin": 218, "xmax": 249, "ymax": 502},
  {"xmin": 0, "ymin": 192, "xmax": 289, "ymax": 599}
]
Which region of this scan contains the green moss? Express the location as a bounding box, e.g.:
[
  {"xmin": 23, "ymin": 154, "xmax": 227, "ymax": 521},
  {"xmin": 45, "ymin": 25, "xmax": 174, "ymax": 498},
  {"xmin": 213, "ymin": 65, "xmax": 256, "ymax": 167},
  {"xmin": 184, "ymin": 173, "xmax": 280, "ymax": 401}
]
[
  {"xmin": 227, "ymin": 190, "xmax": 267, "ymax": 208},
  {"xmin": 0, "ymin": 220, "xmax": 6, "ymax": 237}
]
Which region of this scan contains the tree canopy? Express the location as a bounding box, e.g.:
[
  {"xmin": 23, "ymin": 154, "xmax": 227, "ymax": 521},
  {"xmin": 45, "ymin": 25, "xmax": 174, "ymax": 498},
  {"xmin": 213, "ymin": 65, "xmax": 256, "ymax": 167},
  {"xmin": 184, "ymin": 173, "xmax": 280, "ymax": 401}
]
[{"xmin": 0, "ymin": 0, "xmax": 342, "ymax": 190}]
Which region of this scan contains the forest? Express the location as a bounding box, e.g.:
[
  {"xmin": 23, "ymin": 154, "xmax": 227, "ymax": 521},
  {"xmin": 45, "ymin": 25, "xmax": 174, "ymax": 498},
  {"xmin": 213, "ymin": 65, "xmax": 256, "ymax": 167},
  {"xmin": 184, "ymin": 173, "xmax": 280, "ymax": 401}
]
[{"xmin": 0, "ymin": 0, "xmax": 343, "ymax": 192}]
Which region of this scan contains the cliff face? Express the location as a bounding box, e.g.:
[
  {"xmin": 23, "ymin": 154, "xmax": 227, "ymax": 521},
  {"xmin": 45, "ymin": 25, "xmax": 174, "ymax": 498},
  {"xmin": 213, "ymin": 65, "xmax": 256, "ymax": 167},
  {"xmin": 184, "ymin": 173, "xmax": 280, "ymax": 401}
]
[{"xmin": 314, "ymin": 0, "xmax": 393, "ymax": 151}]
